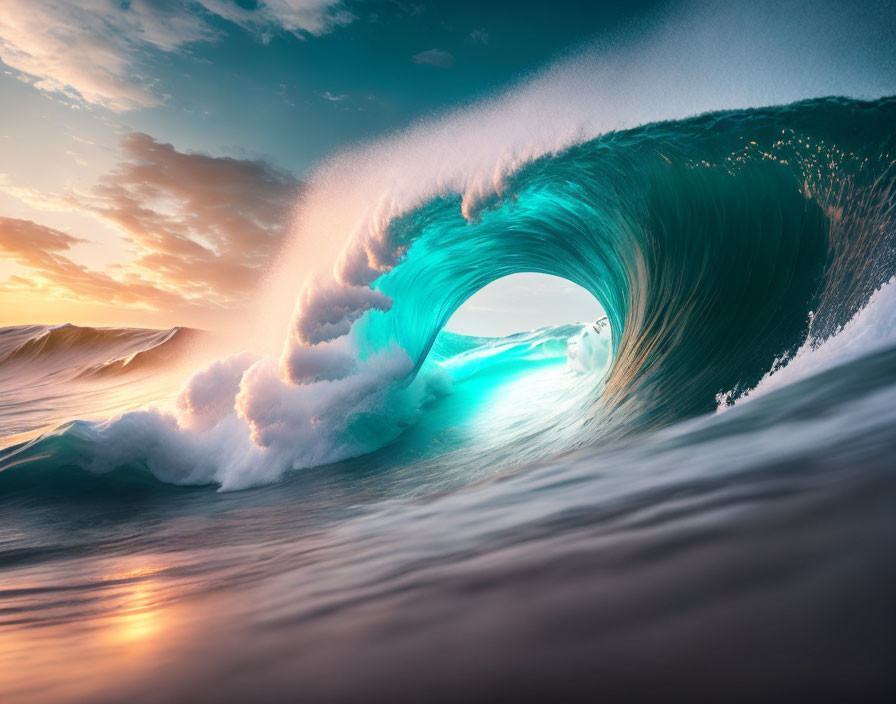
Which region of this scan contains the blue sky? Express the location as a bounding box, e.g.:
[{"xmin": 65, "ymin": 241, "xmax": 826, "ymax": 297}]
[{"xmin": 130, "ymin": 0, "xmax": 664, "ymax": 173}]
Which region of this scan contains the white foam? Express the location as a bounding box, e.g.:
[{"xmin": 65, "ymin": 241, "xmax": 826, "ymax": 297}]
[
  {"xmin": 723, "ymin": 277, "xmax": 896, "ymax": 407},
  {"xmin": 566, "ymin": 319, "xmax": 613, "ymax": 376}
]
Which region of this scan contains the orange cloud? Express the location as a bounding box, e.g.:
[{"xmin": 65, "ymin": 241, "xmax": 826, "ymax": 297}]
[
  {"xmin": 0, "ymin": 216, "xmax": 189, "ymax": 312},
  {"xmin": 80, "ymin": 133, "xmax": 302, "ymax": 300},
  {"xmin": 0, "ymin": 134, "xmax": 303, "ymax": 326}
]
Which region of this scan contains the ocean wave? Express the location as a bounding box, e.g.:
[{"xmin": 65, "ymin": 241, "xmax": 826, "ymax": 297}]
[
  {"xmin": 276, "ymin": 96, "xmax": 895, "ymax": 445},
  {"xmin": 1, "ymin": 96, "xmax": 895, "ymax": 491},
  {"xmin": 0, "ymin": 324, "xmax": 201, "ymax": 379}
]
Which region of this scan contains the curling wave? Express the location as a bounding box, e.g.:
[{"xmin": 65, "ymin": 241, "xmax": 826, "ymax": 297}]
[
  {"xmin": 271, "ymin": 96, "xmax": 896, "ymax": 461},
  {"xmin": 1, "ymin": 96, "xmax": 895, "ymax": 490}
]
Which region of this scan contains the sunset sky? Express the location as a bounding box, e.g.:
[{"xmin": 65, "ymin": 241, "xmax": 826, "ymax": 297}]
[{"xmin": 0, "ymin": 0, "xmax": 661, "ymax": 330}]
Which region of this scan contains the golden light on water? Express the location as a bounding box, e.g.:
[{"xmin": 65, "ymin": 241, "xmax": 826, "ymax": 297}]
[
  {"xmin": 0, "ymin": 560, "xmax": 187, "ymax": 703},
  {"xmin": 97, "ymin": 561, "xmax": 187, "ymax": 653},
  {"xmin": 106, "ymin": 585, "xmax": 162, "ymax": 646}
]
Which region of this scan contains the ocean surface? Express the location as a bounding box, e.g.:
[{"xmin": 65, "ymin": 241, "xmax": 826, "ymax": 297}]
[{"xmin": 1, "ymin": 96, "xmax": 896, "ymax": 702}]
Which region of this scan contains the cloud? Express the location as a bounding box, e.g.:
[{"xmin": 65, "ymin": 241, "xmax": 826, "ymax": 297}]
[
  {"xmin": 319, "ymin": 90, "xmax": 350, "ymax": 102},
  {"xmin": 81, "ymin": 132, "xmax": 302, "ymax": 299},
  {"xmin": 469, "ymin": 29, "xmax": 489, "ymax": 45},
  {"xmin": 0, "ymin": 0, "xmax": 354, "ymax": 111},
  {"xmin": 411, "ymin": 49, "xmax": 455, "ymax": 69},
  {"xmin": 0, "ymin": 215, "xmax": 188, "ymax": 311},
  {"xmin": 198, "ymin": 0, "xmax": 355, "ymax": 38},
  {"xmin": 0, "ymin": 216, "xmax": 84, "ymax": 254},
  {"xmin": 0, "ymin": 133, "xmax": 302, "ymax": 316}
]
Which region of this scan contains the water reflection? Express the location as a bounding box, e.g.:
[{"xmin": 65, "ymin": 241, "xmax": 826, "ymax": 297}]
[{"xmin": 0, "ymin": 557, "xmax": 198, "ymax": 703}]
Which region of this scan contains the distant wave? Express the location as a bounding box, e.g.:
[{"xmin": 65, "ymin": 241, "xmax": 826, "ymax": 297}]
[
  {"xmin": 0, "ymin": 324, "xmax": 207, "ymax": 450},
  {"xmin": 0, "ymin": 324, "xmax": 202, "ymax": 379}
]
